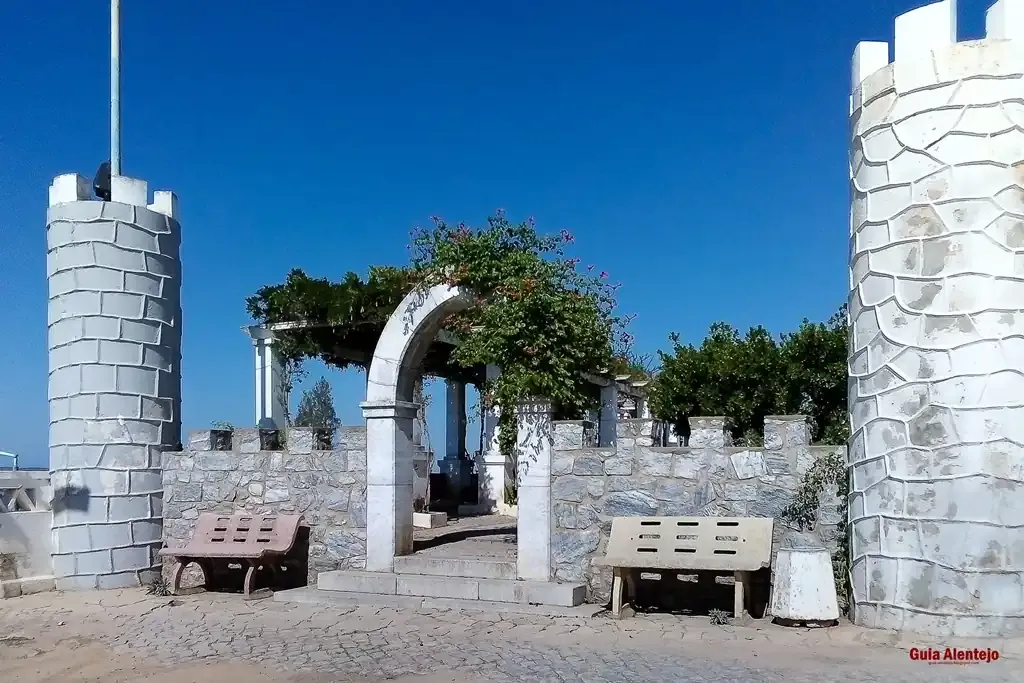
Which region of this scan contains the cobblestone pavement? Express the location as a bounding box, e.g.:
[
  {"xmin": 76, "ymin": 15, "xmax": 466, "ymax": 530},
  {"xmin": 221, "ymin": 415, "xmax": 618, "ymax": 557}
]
[{"xmin": 2, "ymin": 590, "xmax": 1020, "ymax": 683}]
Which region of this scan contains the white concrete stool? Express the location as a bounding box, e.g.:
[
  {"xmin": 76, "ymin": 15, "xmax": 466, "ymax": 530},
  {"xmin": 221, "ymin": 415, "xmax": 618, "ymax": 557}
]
[{"xmin": 770, "ymin": 547, "xmax": 840, "ymax": 626}]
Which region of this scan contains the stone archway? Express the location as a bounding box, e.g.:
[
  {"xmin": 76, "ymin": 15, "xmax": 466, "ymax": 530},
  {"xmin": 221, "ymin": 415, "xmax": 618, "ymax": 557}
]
[
  {"xmin": 361, "ymin": 284, "xmax": 475, "ymax": 571},
  {"xmin": 361, "ymin": 283, "xmax": 553, "ymax": 579}
]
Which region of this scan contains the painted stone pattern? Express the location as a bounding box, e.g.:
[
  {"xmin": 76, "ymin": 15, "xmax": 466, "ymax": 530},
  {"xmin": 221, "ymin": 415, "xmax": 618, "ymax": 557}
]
[
  {"xmin": 849, "ymin": 27, "xmax": 1024, "ymax": 635},
  {"xmin": 161, "ymin": 427, "xmax": 367, "ymax": 586},
  {"xmin": 549, "ymin": 415, "xmax": 844, "ymax": 603},
  {"xmin": 47, "ymin": 197, "xmax": 181, "ymax": 591}
]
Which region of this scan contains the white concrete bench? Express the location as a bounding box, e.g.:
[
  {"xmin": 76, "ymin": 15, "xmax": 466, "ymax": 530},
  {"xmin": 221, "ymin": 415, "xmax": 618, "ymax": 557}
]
[{"xmin": 593, "ymin": 516, "xmax": 774, "ymax": 619}]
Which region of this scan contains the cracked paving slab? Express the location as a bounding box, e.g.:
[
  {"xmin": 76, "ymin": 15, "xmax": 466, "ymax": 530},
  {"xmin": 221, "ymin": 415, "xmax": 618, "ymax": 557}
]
[{"xmin": 0, "ymin": 590, "xmax": 1019, "ymax": 682}]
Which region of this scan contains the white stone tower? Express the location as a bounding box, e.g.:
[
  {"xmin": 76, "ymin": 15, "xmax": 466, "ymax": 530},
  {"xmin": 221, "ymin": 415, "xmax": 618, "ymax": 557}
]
[
  {"xmin": 47, "ymin": 173, "xmax": 181, "ymax": 590},
  {"xmin": 848, "ymin": 0, "xmax": 1024, "ymax": 637}
]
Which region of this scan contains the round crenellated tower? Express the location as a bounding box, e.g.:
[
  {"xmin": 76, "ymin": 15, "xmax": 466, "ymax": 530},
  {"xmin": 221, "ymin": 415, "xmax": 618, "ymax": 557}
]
[
  {"xmin": 47, "ymin": 173, "xmax": 182, "ymax": 590},
  {"xmin": 848, "ymin": 0, "xmax": 1024, "ymax": 637}
]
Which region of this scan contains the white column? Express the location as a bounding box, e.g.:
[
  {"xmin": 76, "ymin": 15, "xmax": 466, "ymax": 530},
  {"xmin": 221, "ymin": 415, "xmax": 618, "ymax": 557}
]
[
  {"xmin": 478, "ymin": 365, "xmax": 506, "ymax": 512},
  {"xmin": 516, "ymin": 399, "xmax": 553, "ymax": 581},
  {"xmin": 445, "ymin": 380, "xmax": 467, "ymax": 459},
  {"xmin": 599, "ymin": 384, "xmax": 618, "ymax": 447},
  {"xmin": 411, "ymin": 378, "xmax": 424, "ymax": 447},
  {"xmin": 636, "ymin": 395, "xmax": 651, "ymax": 419},
  {"xmin": 243, "ymin": 326, "xmax": 288, "ymax": 429},
  {"xmin": 361, "ymin": 400, "xmax": 418, "ymax": 572}
]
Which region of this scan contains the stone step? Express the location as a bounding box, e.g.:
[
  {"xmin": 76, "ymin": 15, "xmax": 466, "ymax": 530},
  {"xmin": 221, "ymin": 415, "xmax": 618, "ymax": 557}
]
[
  {"xmin": 316, "ymin": 570, "xmax": 586, "ymax": 607},
  {"xmin": 393, "ymin": 556, "xmax": 516, "ymax": 580},
  {"xmin": 318, "ymin": 570, "xmax": 395, "ymax": 594}
]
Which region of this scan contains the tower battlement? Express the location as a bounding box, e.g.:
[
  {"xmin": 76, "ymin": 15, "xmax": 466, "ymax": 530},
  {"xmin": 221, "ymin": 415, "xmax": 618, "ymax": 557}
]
[
  {"xmin": 852, "ymin": 0, "xmax": 1024, "ymax": 108},
  {"xmin": 49, "ymin": 173, "xmax": 179, "ymax": 220}
]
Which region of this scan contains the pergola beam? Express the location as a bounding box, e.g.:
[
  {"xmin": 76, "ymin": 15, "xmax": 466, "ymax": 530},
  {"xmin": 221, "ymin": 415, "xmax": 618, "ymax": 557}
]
[{"xmin": 264, "ymin": 321, "xmax": 649, "ymax": 394}]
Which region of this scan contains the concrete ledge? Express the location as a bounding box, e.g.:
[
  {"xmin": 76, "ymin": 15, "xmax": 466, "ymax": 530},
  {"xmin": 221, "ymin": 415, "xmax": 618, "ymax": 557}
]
[
  {"xmin": 317, "ymin": 570, "xmax": 397, "ymax": 594},
  {"xmin": 393, "ymin": 556, "xmax": 517, "ymax": 580},
  {"xmin": 525, "ymin": 580, "xmax": 587, "ymax": 607},
  {"xmin": 1, "ymin": 576, "xmax": 56, "ymax": 599},
  {"xmin": 412, "ymin": 511, "xmax": 448, "ymax": 529},
  {"xmin": 274, "ymin": 586, "xmax": 604, "ymax": 617}
]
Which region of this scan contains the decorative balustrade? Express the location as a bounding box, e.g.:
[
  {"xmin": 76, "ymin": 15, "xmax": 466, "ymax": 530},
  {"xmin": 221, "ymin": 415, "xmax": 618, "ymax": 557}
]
[{"xmin": 0, "ymin": 472, "xmax": 51, "ymax": 513}]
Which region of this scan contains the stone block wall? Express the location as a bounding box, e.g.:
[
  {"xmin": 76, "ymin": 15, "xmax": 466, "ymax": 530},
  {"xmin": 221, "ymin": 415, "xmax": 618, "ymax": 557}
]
[
  {"xmin": 161, "ymin": 426, "xmax": 367, "ymax": 585},
  {"xmin": 549, "ymin": 415, "xmax": 845, "ymax": 603},
  {"xmin": 47, "ymin": 183, "xmax": 182, "ymax": 590}
]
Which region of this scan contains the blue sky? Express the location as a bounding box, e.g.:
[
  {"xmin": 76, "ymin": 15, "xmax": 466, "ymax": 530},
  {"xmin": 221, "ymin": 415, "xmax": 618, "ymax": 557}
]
[{"xmin": 0, "ymin": 2, "xmax": 992, "ymax": 468}]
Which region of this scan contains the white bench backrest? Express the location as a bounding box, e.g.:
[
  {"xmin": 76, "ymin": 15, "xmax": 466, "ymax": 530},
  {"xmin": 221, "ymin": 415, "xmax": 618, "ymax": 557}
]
[{"xmin": 600, "ymin": 516, "xmax": 774, "ymax": 571}]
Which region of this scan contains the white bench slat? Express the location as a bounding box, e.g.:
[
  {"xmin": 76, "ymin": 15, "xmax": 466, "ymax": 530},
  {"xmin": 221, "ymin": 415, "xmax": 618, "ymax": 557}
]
[{"xmin": 593, "ymin": 516, "xmax": 774, "ymax": 572}]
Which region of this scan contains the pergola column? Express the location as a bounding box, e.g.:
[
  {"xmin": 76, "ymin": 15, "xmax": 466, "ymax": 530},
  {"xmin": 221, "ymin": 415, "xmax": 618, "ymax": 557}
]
[
  {"xmin": 445, "ymin": 380, "xmax": 467, "ymax": 459},
  {"xmin": 599, "ymin": 383, "xmax": 618, "ymax": 447},
  {"xmin": 243, "ymin": 326, "xmax": 288, "ymax": 429},
  {"xmin": 478, "ymin": 365, "xmax": 507, "ymax": 511},
  {"xmin": 442, "ymin": 379, "xmax": 472, "ymax": 502}
]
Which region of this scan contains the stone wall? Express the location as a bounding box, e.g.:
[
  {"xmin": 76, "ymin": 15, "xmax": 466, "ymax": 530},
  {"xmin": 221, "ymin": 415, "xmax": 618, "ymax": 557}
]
[
  {"xmin": 548, "ymin": 415, "xmax": 845, "ymax": 603},
  {"xmin": 161, "ymin": 426, "xmax": 368, "ymax": 585}
]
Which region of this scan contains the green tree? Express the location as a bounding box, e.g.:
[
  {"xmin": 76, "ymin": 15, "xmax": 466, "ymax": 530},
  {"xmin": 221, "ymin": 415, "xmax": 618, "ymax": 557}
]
[
  {"xmin": 649, "ymin": 306, "xmax": 848, "ymax": 445},
  {"xmin": 293, "ymin": 377, "xmax": 341, "ymax": 429},
  {"xmin": 779, "ymin": 305, "xmax": 850, "ymax": 444}
]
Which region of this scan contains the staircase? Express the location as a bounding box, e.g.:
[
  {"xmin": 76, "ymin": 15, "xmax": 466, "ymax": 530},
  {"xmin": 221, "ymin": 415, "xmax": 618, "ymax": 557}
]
[{"xmin": 311, "ymin": 555, "xmax": 587, "ymax": 607}]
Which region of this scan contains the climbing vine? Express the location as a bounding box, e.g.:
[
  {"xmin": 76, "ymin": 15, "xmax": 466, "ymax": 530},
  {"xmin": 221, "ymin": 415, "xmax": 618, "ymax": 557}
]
[
  {"xmin": 780, "ymin": 448, "xmax": 852, "ymax": 613},
  {"xmin": 246, "ymin": 265, "xmax": 420, "ymax": 368},
  {"xmin": 246, "ymin": 213, "xmax": 638, "ymax": 476},
  {"xmin": 408, "ymin": 213, "xmax": 633, "ymax": 466}
]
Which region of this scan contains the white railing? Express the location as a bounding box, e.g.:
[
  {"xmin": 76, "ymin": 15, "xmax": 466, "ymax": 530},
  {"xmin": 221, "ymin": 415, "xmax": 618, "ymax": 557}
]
[
  {"xmin": 0, "ymin": 451, "xmax": 18, "ymax": 471},
  {"xmin": 0, "ymin": 470, "xmax": 53, "ymax": 596},
  {"xmin": 0, "ymin": 471, "xmax": 51, "ymax": 513}
]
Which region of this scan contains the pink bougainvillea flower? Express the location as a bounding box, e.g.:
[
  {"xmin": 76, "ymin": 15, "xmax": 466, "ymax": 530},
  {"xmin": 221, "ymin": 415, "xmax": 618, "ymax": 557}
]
[
  {"xmin": 560, "ymin": 229, "xmax": 575, "ymax": 243},
  {"xmin": 600, "ymin": 271, "xmax": 608, "ymax": 278}
]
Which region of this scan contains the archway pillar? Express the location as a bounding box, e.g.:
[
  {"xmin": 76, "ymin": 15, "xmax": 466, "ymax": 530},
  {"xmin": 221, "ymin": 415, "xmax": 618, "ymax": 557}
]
[
  {"xmin": 361, "ymin": 399, "xmax": 419, "ymax": 572},
  {"xmin": 515, "ymin": 399, "xmax": 553, "ymax": 581}
]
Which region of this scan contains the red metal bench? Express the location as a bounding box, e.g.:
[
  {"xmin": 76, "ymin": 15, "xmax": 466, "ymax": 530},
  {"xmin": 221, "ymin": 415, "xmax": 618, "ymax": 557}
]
[{"xmin": 160, "ymin": 512, "xmax": 304, "ymax": 599}]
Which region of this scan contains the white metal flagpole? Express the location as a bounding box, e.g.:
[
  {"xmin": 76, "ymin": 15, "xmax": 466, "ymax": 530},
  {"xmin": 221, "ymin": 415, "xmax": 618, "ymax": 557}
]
[{"xmin": 111, "ymin": 0, "xmax": 121, "ymax": 176}]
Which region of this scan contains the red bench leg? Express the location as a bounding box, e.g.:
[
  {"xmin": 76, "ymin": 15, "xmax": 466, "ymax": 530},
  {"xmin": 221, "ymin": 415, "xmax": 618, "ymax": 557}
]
[
  {"xmin": 242, "ymin": 563, "xmax": 256, "ymax": 599},
  {"xmin": 242, "ymin": 561, "xmax": 274, "ymax": 601},
  {"xmin": 170, "ymin": 561, "xmax": 186, "ymax": 594}
]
